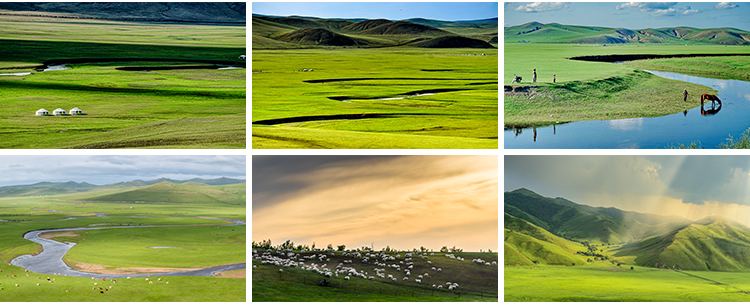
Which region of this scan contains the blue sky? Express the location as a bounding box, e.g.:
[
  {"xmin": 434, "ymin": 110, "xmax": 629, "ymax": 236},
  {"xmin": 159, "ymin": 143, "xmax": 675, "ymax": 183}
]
[
  {"xmin": 505, "ymin": 2, "xmax": 750, "ymax": 31},
  {"xmin": 252, "ymin": 2, "xmax": 498, "ymax": 21},
  {"xmin": 0, "ymin": 155, "xmax": 246, "ymax": 186}
]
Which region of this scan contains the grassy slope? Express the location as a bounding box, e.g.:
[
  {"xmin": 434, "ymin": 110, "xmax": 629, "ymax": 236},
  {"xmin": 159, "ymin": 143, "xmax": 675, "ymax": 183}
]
[
  {"xmin": 504, "ymin": 215, "xmax": 587, "ymax": 266},
  {"xmin": 83, "ymin": 182, "xmax": 246, "ymax": 205},
  {"xmin": 614, "ymin": 218, "xmax": 750, "ymax": 271},
  {"xmin": 503, "ymin": 43, "xmax": 749, "ymax": 126},
  {"xmin": 252, "ymin": 250, "xmax": 497, "ymax": 301}
]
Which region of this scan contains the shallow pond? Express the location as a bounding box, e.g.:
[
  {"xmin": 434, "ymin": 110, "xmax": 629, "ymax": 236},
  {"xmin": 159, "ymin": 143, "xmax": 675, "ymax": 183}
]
[{"xmin": 504, "ymin": 70, "xmax": 750, "ymax": 149}]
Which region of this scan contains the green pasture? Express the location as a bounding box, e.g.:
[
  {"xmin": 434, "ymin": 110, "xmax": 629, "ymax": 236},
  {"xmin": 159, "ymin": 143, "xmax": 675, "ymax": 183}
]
[
  {"xmin": 252, "ymin": 48, "xmax": 498, "ymax": 149},
  {"xmin": 0, "ymin": 185, "xmax": 245, "ymax": 301},
  {"xmin": 0, "ymin": 17, "xmax": 245, "ymax": 149},
  {"xmin": 0, "ymin": 268, "xmax": 244, "ymax": 302},
  {"xmin": 252, "ymin": 250, "xmax": 497, "ymax": 301},
  {"xmin": 505, "ymin": 264, "xmax": 750, "ymax": 302},
  {"xmin": 503, "ymin": 43, "xmax": 750, "ymax": 126},
  {"xmin": 61, "ymin": 225, "xmax": 245, "ymax": 270}
]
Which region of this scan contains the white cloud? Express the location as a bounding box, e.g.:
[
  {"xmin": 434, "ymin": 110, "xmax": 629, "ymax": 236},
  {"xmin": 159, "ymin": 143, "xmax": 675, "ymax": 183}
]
[
  {"xmin": 514, "ymin": 2, "xmax": 570, "ymax": 13},
  {"xmin": 616, "ymin": 2, "xmax": 677, "ymax": 11},
  {"xmin": 651, "ymin": 6, "xmax": 700, "ymax": 16},
  {"xmin": 716, "ymin": 2, "xmax": 739, "ymax": 9}
]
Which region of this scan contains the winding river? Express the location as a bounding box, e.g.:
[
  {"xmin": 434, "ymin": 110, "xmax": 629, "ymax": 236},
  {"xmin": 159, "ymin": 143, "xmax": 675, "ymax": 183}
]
[
  {"xmin": 10, "ymin": 218, "xmax": 246, "ymax": 278},
  {"xmin": 504, "ymin": 70, "xmax": 750, "ymax": 149}
]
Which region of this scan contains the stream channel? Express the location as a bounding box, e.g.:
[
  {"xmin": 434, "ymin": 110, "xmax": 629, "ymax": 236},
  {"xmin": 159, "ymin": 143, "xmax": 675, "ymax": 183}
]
[
  {"xmin": 504, "ymin": 70, "xmax": 750, "ymax": 149},
  {"xmin": 10, "ymin": 218, "xmax": 246, "ymax": 278}
]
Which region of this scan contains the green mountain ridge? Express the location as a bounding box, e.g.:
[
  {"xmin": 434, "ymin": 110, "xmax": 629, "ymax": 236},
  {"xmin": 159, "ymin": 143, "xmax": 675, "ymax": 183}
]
[
  {"xmin": 505, "ymin": 22, "xmax": 750, "ymax": 45},
  {"xmin": 253, "ymin": 15, "xmax": 498, "ymax": 49}
]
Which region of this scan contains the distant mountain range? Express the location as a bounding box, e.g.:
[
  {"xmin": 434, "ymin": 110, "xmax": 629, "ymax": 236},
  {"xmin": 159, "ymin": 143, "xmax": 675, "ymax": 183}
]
[
  {"xmin": 0, "ymin": 177, "xmax": 245, "ymax": 198},
  {"xmin": 0, "ymin": 3, "xmax": 246, "ymax": 24},
  {"xmin": 505, "ymin": 188, "xmax": 750, "ymax": 271},
  {"xmin": 253, "ymin": 14, "xmax": 498, "ymax": 49},
  {"xmin": 505, "ymin": 22, "xmax": 750, "ymax": 45}
]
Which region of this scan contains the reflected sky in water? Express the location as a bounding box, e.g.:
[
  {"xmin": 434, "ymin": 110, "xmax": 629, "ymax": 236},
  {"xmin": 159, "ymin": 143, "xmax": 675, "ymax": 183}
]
[{"xmin": 505, "ymin": 70, "xmax": 750, "ymax": 149}]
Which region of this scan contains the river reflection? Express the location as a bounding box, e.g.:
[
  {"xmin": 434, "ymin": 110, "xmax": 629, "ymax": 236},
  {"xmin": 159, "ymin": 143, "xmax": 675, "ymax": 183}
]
[{"xmin": 504, "ymin": 70, "xmax": 750, "ymax": 149}]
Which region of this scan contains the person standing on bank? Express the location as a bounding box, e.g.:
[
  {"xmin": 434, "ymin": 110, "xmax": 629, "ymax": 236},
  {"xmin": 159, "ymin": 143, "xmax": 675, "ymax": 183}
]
[
  {"xmin": 683, "ymin": 88, "xmax": 688, "ymax": 102},
  {"xmin": 533, "ymin": 69, "xmax": 537, "ymax": 83},
  {"xmin": 553, "ymin": 74, "xmax": 556, "ymax": 83}
]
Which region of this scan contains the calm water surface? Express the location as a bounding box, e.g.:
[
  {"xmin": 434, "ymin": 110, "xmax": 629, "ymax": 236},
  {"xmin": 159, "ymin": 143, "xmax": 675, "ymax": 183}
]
[{"xmin": 504, "ymin": 71, "xmax": 750, "ymax": 149}]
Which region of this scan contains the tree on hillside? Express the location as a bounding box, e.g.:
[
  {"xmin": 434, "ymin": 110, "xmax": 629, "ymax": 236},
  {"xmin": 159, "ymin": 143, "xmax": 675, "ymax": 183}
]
[
  {"xmin": 440, "ymin": 246, "xmax": 449, "ymax": 253},
  {"xmin": 327, "ymin": 243, "xmax": 333, "ymax": 250},
  {"xmin": 337, "ymin": 244, "xmax": 346, "ymax": 251}
]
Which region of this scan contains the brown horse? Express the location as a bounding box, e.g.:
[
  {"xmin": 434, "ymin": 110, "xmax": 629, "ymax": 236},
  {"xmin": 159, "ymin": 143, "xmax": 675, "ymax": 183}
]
[{"xmin": 701, "ymin": 94, "xmax": 721, "ymax": 104}]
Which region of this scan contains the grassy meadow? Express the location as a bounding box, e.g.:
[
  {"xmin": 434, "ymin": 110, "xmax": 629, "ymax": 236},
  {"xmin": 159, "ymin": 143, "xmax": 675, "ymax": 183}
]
[
  {"xmin": 504, "ymin": 43, "xmax": 750, "ymax": 126},
  {"xmin": 0, "ymin": 182, "xmax": 246, "ymax": 301},
  {"xmin": 252, "ymin": 250, "xmax": 498, "ymax": 301},
  {"xmin": 0, "ymin": 15, "xmax": 245, "ymax": 148},
  {"xmin": 252, "ymin": 48, "xmax": 497, "ymax": 149},
  {"xmin": 506, "ymin": 263, "xmax": 750, "ymax": 302}
]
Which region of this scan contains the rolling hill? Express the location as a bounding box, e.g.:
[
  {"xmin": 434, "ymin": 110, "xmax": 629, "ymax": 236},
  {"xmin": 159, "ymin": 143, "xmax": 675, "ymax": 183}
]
[
  {"xmin": 504, "ymin": 188, "xmax": 689, "ymax": 244},
  {"xmin": 82, "ymin": 182, "xmax": 246, "ymax": 205},
  {"xmin": 505, "ymin": 213, "xmax": 587, "ymax": 266},
  {"xmin": 0, "ymin": 178, "xmax": 245, "ymax": 198},
  {"xmin": 253, "ymin": 15, "xmax": 498, "ymax": 49},
  {"xmin": 505, "ymin": 22, "xmax": 750, "ymax": 45},
  {"xmin": 615, "ymin": 217, "xmax": 750, "ymax": 271}
]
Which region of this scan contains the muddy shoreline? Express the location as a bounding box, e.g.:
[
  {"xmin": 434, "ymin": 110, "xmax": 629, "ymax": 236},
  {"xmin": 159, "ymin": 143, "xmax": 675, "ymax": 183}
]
[{"xmin": 569, "ymin": 53, "xmax": 750, "ymax": 63}]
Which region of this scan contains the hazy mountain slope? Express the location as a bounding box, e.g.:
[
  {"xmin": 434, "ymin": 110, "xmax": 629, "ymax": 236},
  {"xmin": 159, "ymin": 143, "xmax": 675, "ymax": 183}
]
[
  {"xmin": 504, "ymin": 214, "xmax": 586, "ymax": 266},
  {"xmin": 615, "ymin": 217, "xmax": 750, "ymax": 271},
  {"xmin": 274, "ymin": 28, "xmax": 368, "ymax": 46},
  {"xmin": 407, "ymin": 35, "xmax": 496, "ymax": 48},
  {"xmin": 504, "ymin": 188, "xmax": 689, "ymax": 244}
]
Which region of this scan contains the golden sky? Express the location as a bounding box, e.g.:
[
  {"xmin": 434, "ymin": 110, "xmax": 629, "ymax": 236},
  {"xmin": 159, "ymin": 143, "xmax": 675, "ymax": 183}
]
[{"xmin": 253, "ymin": 155, "xmax": 498, "ymax": 252}]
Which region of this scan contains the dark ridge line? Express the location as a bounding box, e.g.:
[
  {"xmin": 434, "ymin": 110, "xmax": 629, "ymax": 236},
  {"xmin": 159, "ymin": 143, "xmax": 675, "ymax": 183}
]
[
  {"xmin": 252, "ymin": 113, "xmax": 432, "ymax": 125},
  {"xmin": 303, "ymin": 77, "xmax": 493, "ymax": 83},
  {"xmin": 569, "ymin": 53, "xmax": 750, "ymax": 63},
  {"xmin": 116, "ymin": 65, "xmax": 224, "ymax": 71}
]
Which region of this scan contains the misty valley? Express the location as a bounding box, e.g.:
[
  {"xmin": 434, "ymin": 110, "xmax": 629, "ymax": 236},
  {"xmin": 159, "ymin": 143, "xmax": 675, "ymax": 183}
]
[{"xmin": 505, "ymin": 188, "xmax": 750, "ymax": 302}]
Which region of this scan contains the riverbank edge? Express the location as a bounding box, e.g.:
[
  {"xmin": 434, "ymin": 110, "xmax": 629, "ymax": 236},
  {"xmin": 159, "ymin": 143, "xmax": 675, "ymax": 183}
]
[{"xmin": 504, "ymin": 69, "xmax": 716, "ymax": 127}]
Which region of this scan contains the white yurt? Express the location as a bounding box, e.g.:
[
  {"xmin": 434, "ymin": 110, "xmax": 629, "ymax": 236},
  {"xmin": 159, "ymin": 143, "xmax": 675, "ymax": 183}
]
[
  {"xmin": 35, "ymin": 108, "xmax": 49, "ymax": 116},
  {"xmin": 69, "ymin": 107, "xmax": 83, "ymax": 115},
  {"xmin": 52, "ymin": 108, "xmax": 66, "ymax": 116}
]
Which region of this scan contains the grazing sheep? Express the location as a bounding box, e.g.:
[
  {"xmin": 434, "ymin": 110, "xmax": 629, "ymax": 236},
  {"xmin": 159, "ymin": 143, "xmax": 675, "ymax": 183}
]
[
  {"xmin": 416, "ymin": 279, "xmax": 421, "ymax": 283},
  {"xmin": 344, "ymin": 276, "xmax": 350, "ymax": 280}
]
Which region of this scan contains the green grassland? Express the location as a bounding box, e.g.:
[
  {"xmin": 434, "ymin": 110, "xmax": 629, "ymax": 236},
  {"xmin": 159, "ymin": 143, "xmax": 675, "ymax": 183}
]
[
  {"xmin": 0, "ymin": 182, "xmax": 245, "ymax": 301},
  {"xmin": 253, "ymin": 250, "xmax": 497, "ymax": 301},
  {"xmin": 252, "ymin": 48, "xmax": 497, "ymax": 148},
  {"xmin": 504, "ymin": 43, "xmax": 750, "ymax": 126},
  {"xmin": 0, "ymin": 16, "xmax": 245, "ymax": 148},
  {"xmin": 506, "ymin": 264, "xmax": 750, "ymax": 302}
]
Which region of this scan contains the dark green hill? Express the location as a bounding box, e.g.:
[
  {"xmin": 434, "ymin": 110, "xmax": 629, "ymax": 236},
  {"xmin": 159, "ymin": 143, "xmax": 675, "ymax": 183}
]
[
  {"xmin": 505, "ymin": 22, "xmax": 750, "ymax": 45},
  {"xmin": 0, "ymin": 3, "xmax": 245, "ymax": 23},
  {"xmin": 504, "ymin": 188, "xmax": 689, "ymax": 244},
  {"xmin": 407, "ymin": 35, "xmax": 496, "ymax": 48},
  {"xmin": 274, "ymin": 28, "xmax": 366, "ymax": 46},
  {"xmin": 360, "ymin": 21, "xmax": 451, "ymax": 36},
  {"xmin": 341, "ymin": 19, "xmax": 394, "ymax": 32},
  {"xmin": 614, "ymin": 217, "xmax": 750, "ymax": 271}
]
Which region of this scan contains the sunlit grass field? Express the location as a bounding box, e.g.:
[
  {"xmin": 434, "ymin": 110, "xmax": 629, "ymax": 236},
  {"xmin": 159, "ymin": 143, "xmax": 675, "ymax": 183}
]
[
  {"xmin": 252, "ymin": 48, "xmax": 498, "ymax": 149},
  {"xmin": 0, "ymin": 16, "xmax": 245, "ymax": 148},
  {"xmin": 506, "ymin": 263, "xmax": 750, "ymax": 302}
]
